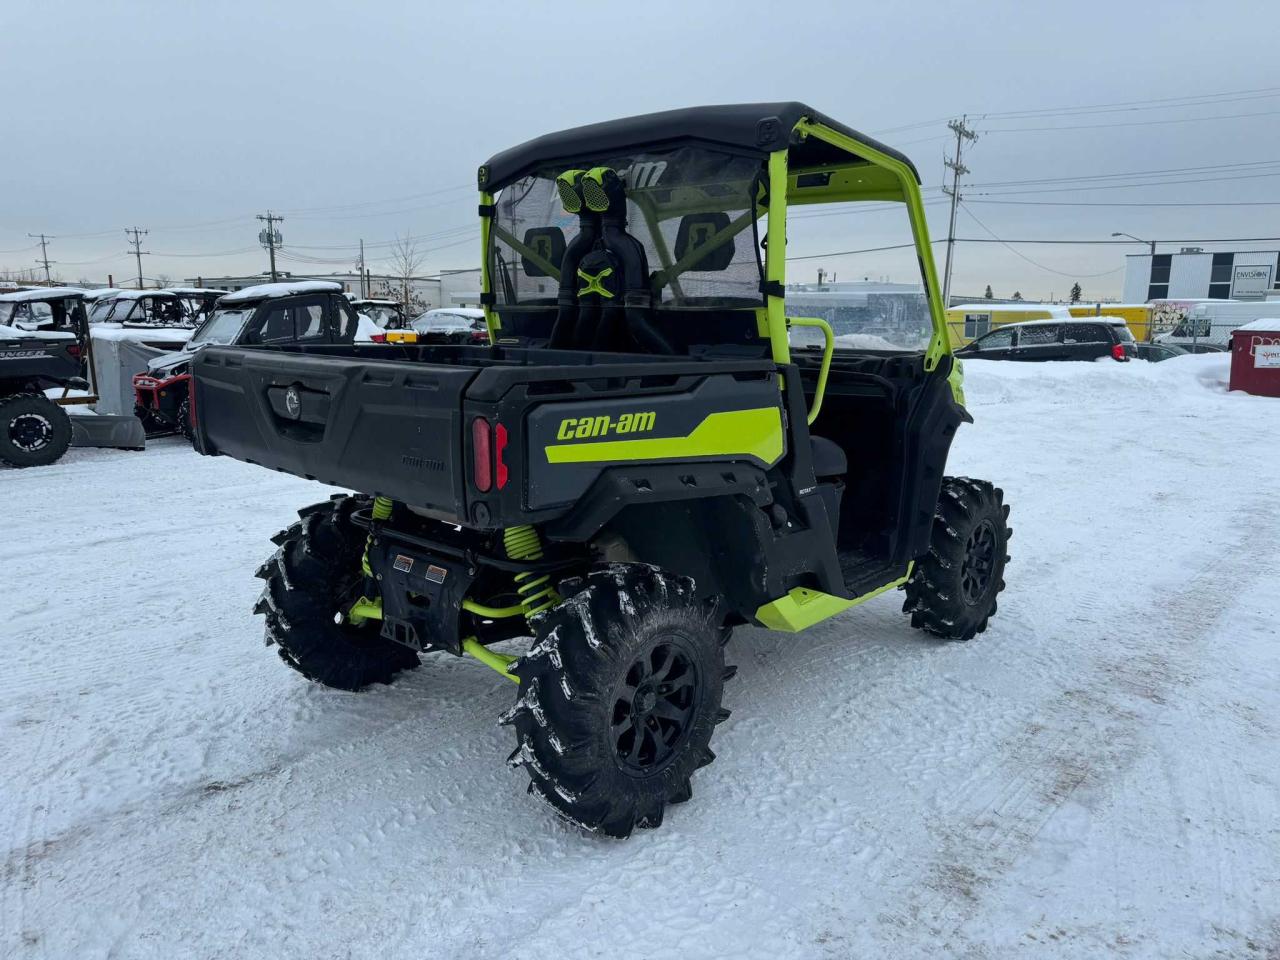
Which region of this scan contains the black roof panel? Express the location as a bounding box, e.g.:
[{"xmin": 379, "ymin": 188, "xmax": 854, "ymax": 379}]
[{"xmin": 480, "ymin": 102, "xmax": 921, "ymax": 189}]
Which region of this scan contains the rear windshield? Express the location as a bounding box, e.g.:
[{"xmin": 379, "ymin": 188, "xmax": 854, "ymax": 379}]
[
  {"xmin": 1111, "ymin": 324, "xmax": 1135, "ymax": 342},
  {"xmin": 489, "ymin": 146, "xmax": 766, "ymax": 309},
  {"xmin": 414, "ymin": 312, "xmax": 482, "ymax": 331},
  {"xmin": 0, "ymin": 301, "xmax": 54, "ymax": 326},
  {"xmin": 358, "ymin": 304, "xmax": 401, "ymax": 328}
]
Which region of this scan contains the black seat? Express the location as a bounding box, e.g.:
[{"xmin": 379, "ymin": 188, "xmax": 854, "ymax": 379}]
[
  {"xmin": 810, "ymin": 436, "xmax": 847, "ymax": 479},
  {"xmin": 547, "ymin": 167, "xmax": 673, "ymax": 355}
]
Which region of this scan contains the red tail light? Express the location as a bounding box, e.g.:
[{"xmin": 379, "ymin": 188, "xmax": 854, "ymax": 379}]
[
  {"xmin": 1111, "ymin": 343, "xmax": 1126, "ymax": 361},
  {"xmin": 472, "ymin": 417, "xmax": 492, "ymax": 492},
  {"xmin": 371, "ymin": 332, "xmax": 387, "ymax": 343},
  {"xmin": 470, "ymin": 330, "xmax": 489, "ymax": 343},
  {"xmin": 67, "ymin": 343, "xmax": 81, "ymax": 359},
  {"xmin": 494, "ymin": 423, "xmax": 509, "ymax": 489}
]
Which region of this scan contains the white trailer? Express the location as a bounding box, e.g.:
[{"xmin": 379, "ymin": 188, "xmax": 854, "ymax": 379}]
[{"xmin": 1155, "ymin": 300, "xmax": 1280, "ymax": 348}]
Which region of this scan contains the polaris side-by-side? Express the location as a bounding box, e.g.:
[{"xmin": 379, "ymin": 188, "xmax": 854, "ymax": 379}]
[
  {"xmin": 193, "ymin": 103, "xmax": 1012, "ymax": 836},
  {"xmin": 0, "ymin": 288, "xmax": 92, "ymax": 467}
]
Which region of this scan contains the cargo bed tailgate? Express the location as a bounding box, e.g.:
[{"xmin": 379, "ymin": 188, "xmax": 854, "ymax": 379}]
[{"xmin": 193, "ymin": 346, "xmax": 477, "ymax": 517}]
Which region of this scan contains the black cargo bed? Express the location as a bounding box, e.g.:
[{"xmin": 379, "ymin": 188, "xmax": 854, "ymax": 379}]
[
  {"xmin": 194, "ymin": 345, "xmax": 480, "ymax": 519},
  {"xmin": 192, "ymin": 342, "xmax": 771, "ymax": 523}
]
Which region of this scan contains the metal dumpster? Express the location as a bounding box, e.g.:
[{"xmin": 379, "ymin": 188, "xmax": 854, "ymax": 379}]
[{"xmin": 1230, "ymin": 318, "xmax": 1280, "ymax": 398}]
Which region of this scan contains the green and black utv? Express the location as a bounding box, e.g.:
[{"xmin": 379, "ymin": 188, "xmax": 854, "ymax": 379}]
[{"xmin": 193, "ymin": 103, "xmax": 1011, "ymax": 837}]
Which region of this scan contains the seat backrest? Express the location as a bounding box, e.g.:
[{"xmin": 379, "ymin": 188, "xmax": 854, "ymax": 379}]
[{"xmin": 548, "ymin": 167, "xmax": 673, "ymax": 355}]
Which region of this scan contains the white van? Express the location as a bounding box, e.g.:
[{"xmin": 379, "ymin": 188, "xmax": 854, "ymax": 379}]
[{"xmin": 1155, "ymin": 300, "xmax": 1278, "ymax": 348}]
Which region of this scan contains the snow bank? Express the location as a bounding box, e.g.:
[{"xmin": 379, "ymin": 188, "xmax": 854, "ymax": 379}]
[{"xmin": 961, "ymin": 353, "xmax": 1235, "ymax": 408}]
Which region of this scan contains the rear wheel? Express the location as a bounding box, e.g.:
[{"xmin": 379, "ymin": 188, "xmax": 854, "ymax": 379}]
[
  {"xmin": 254, "ymin": 495, "xmax": 419, "ymax": 690},
  {"xmin": 504, "ymin": 564, "xmax": 732, "ymax": 838},
  {"xmin": 903, "ymin": 477, "xmax": 1011, "ymax": 642},
  {"xmin": 0, "ymin": 393, "xmax": 72, "ymax": 468}
]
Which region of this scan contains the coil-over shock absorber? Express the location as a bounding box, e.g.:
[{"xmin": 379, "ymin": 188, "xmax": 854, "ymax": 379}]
[
  {"xmin": 458, "ymin": 525, "xmax": 560, "ymax": 682},
  {"xmin": 504, "ymin": 524, "xmax": 559, "ymax": 620},
  {"xmin": 361, "ymin": 495, "xmax": 394, "ymax": 577},
  {"xmin": 349, "ymin": 495, "xmax": 393, "ymax": 626}
]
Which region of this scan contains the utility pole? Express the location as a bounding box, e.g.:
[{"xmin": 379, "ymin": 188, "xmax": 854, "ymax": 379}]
[
  {"xmin": 28, "ymin": 234, "xmax": 55, "ymax": 284},
  {"xmin": 941, "ymin": 116, "xmax": 978, "ymax": 310},
  {"xmin": 125, "ymin": 227, "xmax": 150, "ymax": 288},
  {"xmin": 257, "ymin": 211, "xmax": 283, "ymax": 282},
  {"xmin": 358, "ymin": 239, "xmax": 366, "ymax": 298}
]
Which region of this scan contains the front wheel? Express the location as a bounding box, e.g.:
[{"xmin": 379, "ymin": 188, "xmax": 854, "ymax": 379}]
[
  {"xmin": 903, "ymin": 477, "xmax": 1011, "ymax": 642},
  {"xmin": 504, "ymin": 565, "xmax": 733, "ymax": 838},
  {"xmin": 0, "ymin": 393, "xmax": 72, "ymax": 468}
]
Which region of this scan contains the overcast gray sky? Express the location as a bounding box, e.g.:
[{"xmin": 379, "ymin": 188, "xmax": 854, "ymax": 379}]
[{"xmin": 3, "ymin": 0, "xmax": 1278, "ymax": 299}]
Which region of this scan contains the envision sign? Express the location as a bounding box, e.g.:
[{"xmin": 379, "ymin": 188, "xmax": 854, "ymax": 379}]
[{"xmin": 1230, "ymin": 264, "xmax": 1274, "ymax": 300}]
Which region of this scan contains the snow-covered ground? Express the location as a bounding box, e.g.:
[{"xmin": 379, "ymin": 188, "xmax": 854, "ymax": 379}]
[{"xmin": 3, "ymin": 355, "xmax": 1278, "ymax": 959}]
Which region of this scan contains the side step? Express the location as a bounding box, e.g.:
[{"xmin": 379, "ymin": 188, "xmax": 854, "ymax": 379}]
[{"xmin": 838, "ymin": 548, "xmax": 902, "ymax": 598}]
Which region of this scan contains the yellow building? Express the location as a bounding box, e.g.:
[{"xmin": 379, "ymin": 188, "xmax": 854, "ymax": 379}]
[
  {"xmin": 945, "ymin": 304, "xmax": 1072, "ymax": 348},
  {"xmin": 1068, "ymin": 303, "xmax": 1153, "ymax": 342}
]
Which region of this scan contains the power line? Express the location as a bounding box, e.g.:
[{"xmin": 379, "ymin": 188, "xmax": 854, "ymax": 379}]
[
  {"xmin": 970, "ymin": 169, "xmax": 1280, "ymax": 197},
  {"xmin": 963, "ymin": 158, "xmax": 1280, "ymax": 189},
  {"xmin": 785, "ymin": 242, "xmax": 919, "ymax": 263},
  {"xmin": 984, "ymin": 108, "xmax": 1280, "ymax": 133},
  {"xmin": 869, "ymin": 83, "xmax": 1280, "ymax": 137},
  {"xmin": 967, "ymin": 198, "xmax": 1280, "ymax": 208},
  {"xmin": 955, "ymin": 236, "xmax": 1280, "ymax": 245},
  {"xmin": 151, "ymin": 246, "xmax": 261, "ymax": 258},
  {"xmin": 276, "ymin": 183, "xmax": 474, "ymax": 217},
  {"xmin": 977, "ymin": 85, "xmax": 1280, "ymax": 121},
  {"xmin": 959, "ymin": 205, "xmax": 1124, "ymax": 279}
]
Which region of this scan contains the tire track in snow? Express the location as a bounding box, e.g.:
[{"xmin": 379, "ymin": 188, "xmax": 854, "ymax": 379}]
[
  {"xmin": 885, "ymin": 495, "xmax": 1280, "ymax": 948},
  {"xmin": 0, "ymin": 715, "xmax": 52, "ymax": 959}
]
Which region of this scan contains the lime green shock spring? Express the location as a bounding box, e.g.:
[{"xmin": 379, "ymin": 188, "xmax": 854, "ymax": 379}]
[
  {"xmin": 504, "ymin": 524, "xmax": 559, "ymax": 620},
  {"xmin": 360, "ymin": 495, "xmax": 394, "ymax": 577}
]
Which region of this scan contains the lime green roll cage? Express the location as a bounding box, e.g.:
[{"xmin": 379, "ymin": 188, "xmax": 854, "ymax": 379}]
[{"xmin": 478, "ymin": 116, "xmax": 951, "ymax": 372}]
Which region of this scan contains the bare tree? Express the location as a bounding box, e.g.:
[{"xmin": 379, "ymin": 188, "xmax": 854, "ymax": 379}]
[{"xmin": 388, "ymin": 232, "xmax": 425, "ymax": 309}]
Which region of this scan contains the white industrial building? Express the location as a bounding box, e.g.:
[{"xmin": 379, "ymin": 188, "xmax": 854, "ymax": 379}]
[{"xmin": 1122, "ymin": 248, "xmax": 1280, "ymax": 303}]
